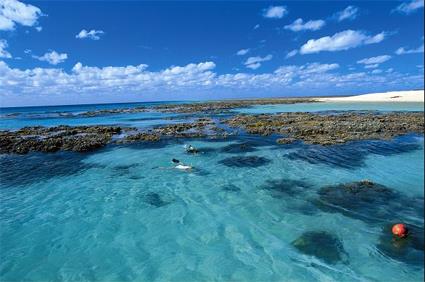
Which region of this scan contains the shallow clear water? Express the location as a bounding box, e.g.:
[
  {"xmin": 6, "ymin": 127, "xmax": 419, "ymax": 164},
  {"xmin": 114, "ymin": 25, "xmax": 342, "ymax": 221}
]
[
  {"xmin": 1, "ymin": 102, "xmax": 424, "ymax": 281},
  {"xmin": 236, "ymin": 102, "xmax": 425, "ymax": 114}
]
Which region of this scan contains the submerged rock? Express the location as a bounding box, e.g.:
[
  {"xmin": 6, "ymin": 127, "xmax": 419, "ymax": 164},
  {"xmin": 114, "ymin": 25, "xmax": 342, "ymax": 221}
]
[
  {"xmin": 222, "ymin": 184, "xmax": 241, "ymax": 192},
  {"xmin": 143, "ymin": 192, "xmax": 168, "ymax": 207},
  {"xmin": 377, "ymin": 224, "xmax": 424, "ymax": 266},
  {"xmin": 315, "ymin": 181, "xmax": 424, "ymax": 225},
  {"xmin": 292, "ymin": 231, "xmax": 347, "ymax": 264},
  {"xmin": 220, "ymin": 142, "xmax": 257, "ymax": 154},
  {"xmin": 218, "ymin": 156, "xmax": 271, "ymax": 168},
  {"xmin": 261, "ymin": 179, "xmax": 311, "ymax": 197}
]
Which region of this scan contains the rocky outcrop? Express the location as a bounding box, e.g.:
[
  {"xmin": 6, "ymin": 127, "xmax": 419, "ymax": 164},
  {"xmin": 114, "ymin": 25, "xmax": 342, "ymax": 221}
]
[
  {"xmin": 0, "ymin": 125, "xmax": 122, "ymax": 154},
  {"xmin": 224, "ymin": 112, "xmax": 424, "ymax": 145},
  {"xmin": 153, "ymin": 98, "xmax": 318, "ymax": 113}
]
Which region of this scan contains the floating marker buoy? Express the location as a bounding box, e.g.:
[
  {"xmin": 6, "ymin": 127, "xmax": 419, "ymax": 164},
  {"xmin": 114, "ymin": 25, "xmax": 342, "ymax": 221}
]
[{"xmin": 392, "ymin": 223, "xmax": 408, "ymax": 238}]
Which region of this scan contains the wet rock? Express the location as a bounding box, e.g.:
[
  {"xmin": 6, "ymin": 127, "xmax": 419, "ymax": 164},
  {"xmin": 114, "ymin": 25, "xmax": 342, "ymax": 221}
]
[
  {"xmin": 276, "ymin": 137, "xmax": 297, "ymax": 144},
  {"xmin": 292, "ymin": 231, "xmax": 347, "ymax": 264},
  {"xmin": 218, "ymin": 156, "xmax": 271, "ymax": 168},
  {"xmin": 0, "ymin": 126, "xmax": 121, "ymax": 154},
  {"xmin": 377, "ymin": 224, "xmax": 424, "ymax": 266},
  {"xmin": 224, "ymin": 112, "xmax": 424, "ymax": 146},
  {"xmin": 154, "ymin": 98, "xmax": 317, "ymax": 114},
  {"xmin": 123, "ymin": 132, "xmax": 161, "ymax": 143}
]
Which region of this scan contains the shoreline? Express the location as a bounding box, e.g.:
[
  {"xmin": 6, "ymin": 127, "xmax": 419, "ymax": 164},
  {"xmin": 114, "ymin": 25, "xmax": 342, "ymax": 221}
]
[{"xmin": 317, "ymin": 90, "xmax": 424, "ymax": 103}]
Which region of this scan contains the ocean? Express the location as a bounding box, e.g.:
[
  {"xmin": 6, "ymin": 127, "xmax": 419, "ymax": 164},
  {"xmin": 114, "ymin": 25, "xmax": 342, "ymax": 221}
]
[{"xmin": 0, "ymin": 101, "xmax": 424, "ymax": 281}]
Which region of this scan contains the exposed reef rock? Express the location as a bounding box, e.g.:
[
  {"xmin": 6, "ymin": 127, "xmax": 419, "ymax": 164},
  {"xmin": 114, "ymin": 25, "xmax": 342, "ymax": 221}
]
[
  {"xmin": 121, "ymin": 118, "xmax": 228, "ymax": 143},
  {"xmin": 153, "ymin": 98, "xmax": 317, "ymax": 114},
  {"xmin": 292, "ymin": 231, "xmax": 347, "ymax": 264},
  {"xmin": 224, "ymin": 112, "xmax": 424, "ymax": 145},
  {"xmin": 79, "ymin": 107, "xmax": 148, "ymax": 117},
  {"xmin": 0, "ymin": 125, "xmax": 122, "ymax": 154}
]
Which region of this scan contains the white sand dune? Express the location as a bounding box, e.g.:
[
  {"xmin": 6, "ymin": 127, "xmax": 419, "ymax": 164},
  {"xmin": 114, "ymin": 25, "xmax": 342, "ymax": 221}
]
[{"xmin": 318, "ymin": 90, "xmax": 424, "ymax": 102}]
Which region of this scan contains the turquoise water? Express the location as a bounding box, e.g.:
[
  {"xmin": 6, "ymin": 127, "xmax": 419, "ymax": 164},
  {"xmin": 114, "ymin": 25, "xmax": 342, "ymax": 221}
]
[
  {"xmin": 1, "ymin": 102, "xmax": 424, "ymax": 281},
  {"xmin": 236, "ymin": 102, "xmax": 425, "ymax": 114}
]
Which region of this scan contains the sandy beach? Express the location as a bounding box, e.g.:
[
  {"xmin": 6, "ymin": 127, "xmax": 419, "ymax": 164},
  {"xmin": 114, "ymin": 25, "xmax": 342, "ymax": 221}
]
[{"xmin": 318, "ymin": 90, "xmax": 424, "ymax": 103}]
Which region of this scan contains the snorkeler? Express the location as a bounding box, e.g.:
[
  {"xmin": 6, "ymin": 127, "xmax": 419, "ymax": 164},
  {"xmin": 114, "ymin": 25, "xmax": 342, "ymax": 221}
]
[
  {"xmin": 171, "ymin": 158, "xmax": 193, "ymax": 170},
  {"xmin": 184, "ymin": 144, "xmax": 199, "ymax": 154}
]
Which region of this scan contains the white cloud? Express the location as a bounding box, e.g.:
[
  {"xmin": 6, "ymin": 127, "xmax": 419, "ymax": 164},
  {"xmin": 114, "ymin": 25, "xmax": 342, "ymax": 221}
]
[
  {"xmin": 236, "ymin": 49, "xmax": 250, "ymax": 56},
  {"xmin": 253, "ymin": 24, "xmax": 260, "ymax": 30},
  {"xmin": 0, "ymin": 39, "xmax": 12, "ymax": 58},
  {"xmin": 35, "ymin": 26, "xmax": 42, "ymax": 32},
  {"xmin": 263, "ymin": 6, "xmax": 287, "ymax": 19},
  {"xmin": 364, "ymin": 64, "xmax": 379, "ymax": 69},
  {"xmin": 286, "ymin": 49, "xmax": 298, "ymax": 59},
  {"xmin": 0, "ymin": 0, "xmax": 42, "ymax": 31},
  {"xmin": 244, "ymin": 55, "xmax": 272, "ymax": 69},
  {"xmin": 0, "ymin": 60, "xmax": 422, "ymax": 106},
  {"xmin": 76, "ymin": 29, "xmax": 105, "ymax": 40},
  {"xmin": 372, "ymin": 69, "xmax": 383, "ymax": 74},
  {"xmin": 393, "ymin": 0, "xmax": 424, "ymax": 14},
  {"xmin": 334, "ymin": 6, "xmax": 359, "ymax": 21},
  {"xmin": 33, "ymin": 51, "xmax": 68, "ymax": 65},
  {"xmin": 300, "ymin": 30, "xmax": 386, "ymax": 54},
  {"xmin": 357, "ymin": 55, "xmax": 392, "ymax": 65},
  {"xmin": 284, "ymin": 18, "xmax": 325, "ymax": 32},
  {"xmin": 395, "ymin": 44, "xmax": 424, "ymax": 55}
]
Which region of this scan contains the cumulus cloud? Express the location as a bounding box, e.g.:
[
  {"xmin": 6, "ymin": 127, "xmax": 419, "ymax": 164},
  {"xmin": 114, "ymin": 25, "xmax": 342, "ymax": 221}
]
[
  {"xmin": 33, "ymin": 51, "xmax": 68, "ymax": 65},
  {"xmin": 236, "ymin": 49, "xmax": 250, "ymax": 56},
  {"xmin": 284, "ymin": 18, "xmax": 325, "ymax": 32},
  {"xmin": 0, "ymin": 39, "xmax": 12, "ymax": 58},
  {"xmin": 76, "ymin": 29, "xmax": 105, "ymax": 40},
  {"xmin": 0, "ymin": 0, "xmax": 42, "ymax": 31},
  {"xmin": 263, "ymin": 6, "xmax": 287, "ymax": 19},
  {"xmin": 300, "ymin": 30, "xmax": 386, "ymax": 54},
  {"xmin": 395, "ymin": 44, "xmax": 424, "ymax": 55},
  {"xmin": 0, "ymin": 60, "xmax": 423, "ymax": 106},
  {"xmin": 334, "ymin": 6, "xmax": 359, "ymax": 21},
  {"xmin": 393, "ymin": 0, "xmax": 424, "ymax": 14},
  {"xmin": 244, "ymin": 55, "xmax": 272, "ymax": 69}
]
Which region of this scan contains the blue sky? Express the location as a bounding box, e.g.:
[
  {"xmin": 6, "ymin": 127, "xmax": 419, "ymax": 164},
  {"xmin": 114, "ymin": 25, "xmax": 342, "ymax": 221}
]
[{"xmin": 0, "ymin": 0, "xmax": 424, "ymax": 107}]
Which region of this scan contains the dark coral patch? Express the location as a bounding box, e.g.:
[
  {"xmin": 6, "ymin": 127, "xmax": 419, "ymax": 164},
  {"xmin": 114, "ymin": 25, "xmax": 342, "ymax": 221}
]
[
  {"xmin": 261, "ymin": 179, "xmax": 311, "ymax": 198},
  {"xmin": 143, "ymin": 192, "xmax": 168, "ymax": 207},
  {"xmin": 0, "ymin": 152, "xmax": 90, "ymax": 188},
  {"xmin": 218, "ymin": 156, "xmax": 271, "ymax": 168},
  {"xmin": 220, "ymin": 143, "xmax": 257, "ymax": 154},
  {"xmin": 285, "ymin": 138, "xmax": 421, "ymax": 170},
  {"xmin": 315, "ymin": 181, "xmax": 424, "ymax": 225},
  {"xmin": 377, "ymin": 224, "xmax": 424, "ymax": 266},
  {"xmin": 292, "ymin": 231, "xmax": 347, "ymax": 264}
]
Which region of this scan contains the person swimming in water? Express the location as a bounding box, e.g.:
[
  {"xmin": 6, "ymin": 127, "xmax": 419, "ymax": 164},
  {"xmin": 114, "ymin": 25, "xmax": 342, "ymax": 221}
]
[
  {"xmin": 184, "ymin": 144, "xmax": 199, "ymax": 154},
  {"xmin": 171, "ymin": 158, "xmax": 193, "ymax": 170}
]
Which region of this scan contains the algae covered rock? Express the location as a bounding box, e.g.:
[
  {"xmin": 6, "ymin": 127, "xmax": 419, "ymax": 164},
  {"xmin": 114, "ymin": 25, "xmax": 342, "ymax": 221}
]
[
  {"xmin": 292, "ymin": 231, "xmax": 347, "ymax": 264},
  {"xmin": 376, "ymin": 224, "xmax": 424, "ymax": 266}
]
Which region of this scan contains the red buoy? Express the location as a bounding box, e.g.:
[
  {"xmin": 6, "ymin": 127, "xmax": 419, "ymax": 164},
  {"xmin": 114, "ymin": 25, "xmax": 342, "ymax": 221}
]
[{"xmin": 392, "ymin": 223, "xmax": 408, "ymax": 238}]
